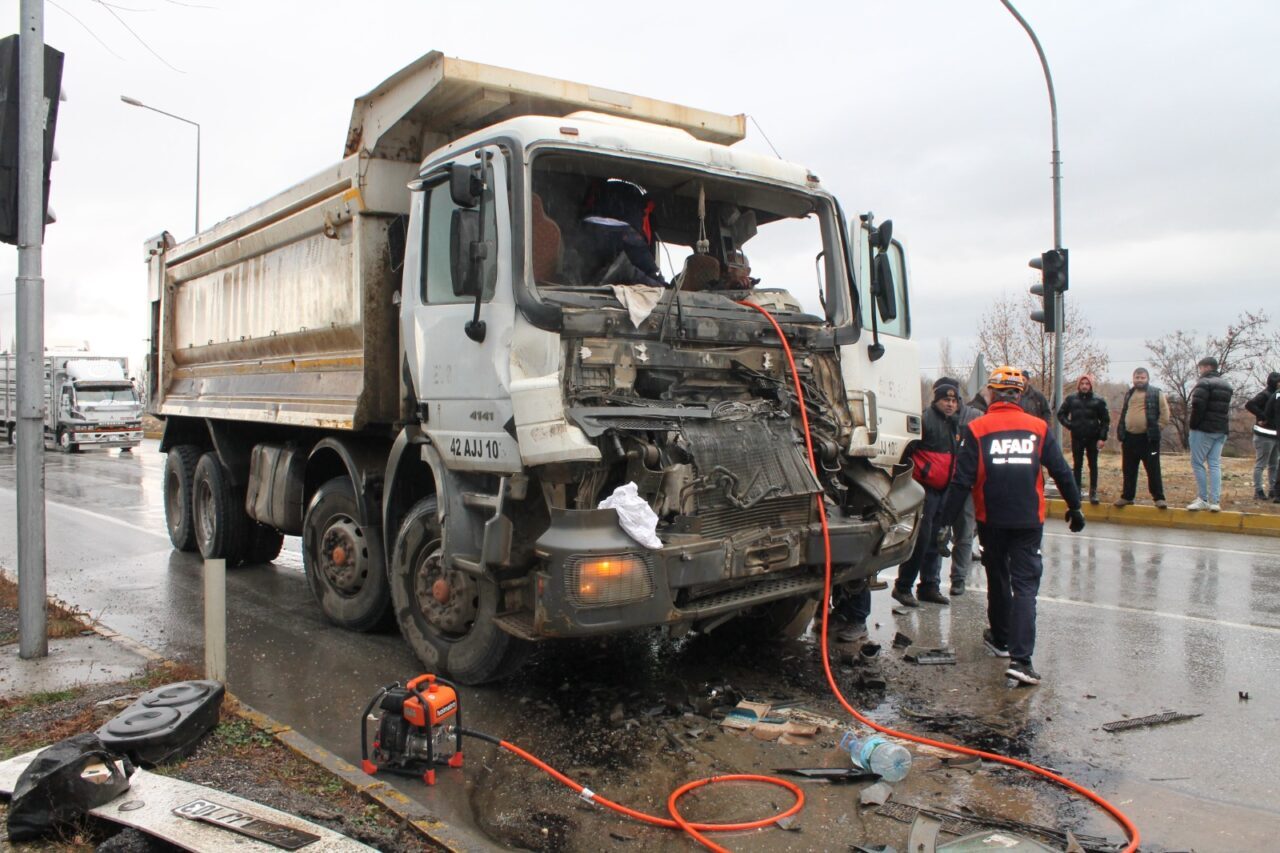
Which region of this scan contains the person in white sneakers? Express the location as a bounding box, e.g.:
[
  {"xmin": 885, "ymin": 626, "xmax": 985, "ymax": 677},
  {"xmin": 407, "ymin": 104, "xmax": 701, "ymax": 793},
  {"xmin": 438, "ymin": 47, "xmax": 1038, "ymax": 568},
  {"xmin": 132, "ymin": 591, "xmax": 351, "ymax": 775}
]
[{"xmin": 1187, "ymin": 357, "xmax": 1233, "ymax": 512}]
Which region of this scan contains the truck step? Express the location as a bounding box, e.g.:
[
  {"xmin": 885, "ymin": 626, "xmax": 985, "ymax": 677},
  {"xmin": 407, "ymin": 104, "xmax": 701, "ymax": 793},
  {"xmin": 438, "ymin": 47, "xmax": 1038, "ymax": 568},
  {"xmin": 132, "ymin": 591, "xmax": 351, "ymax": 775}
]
[{"xmin": 493, "ymin": 611, "xmax": 540, "ymax": 641}]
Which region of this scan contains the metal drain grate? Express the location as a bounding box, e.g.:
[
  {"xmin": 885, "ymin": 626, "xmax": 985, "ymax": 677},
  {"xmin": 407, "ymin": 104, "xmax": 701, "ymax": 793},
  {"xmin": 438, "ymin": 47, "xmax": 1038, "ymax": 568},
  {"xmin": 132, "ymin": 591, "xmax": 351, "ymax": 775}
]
[{"xmin": 1102, "ymin": 711, "xmax": 1201, "ymax": 732}]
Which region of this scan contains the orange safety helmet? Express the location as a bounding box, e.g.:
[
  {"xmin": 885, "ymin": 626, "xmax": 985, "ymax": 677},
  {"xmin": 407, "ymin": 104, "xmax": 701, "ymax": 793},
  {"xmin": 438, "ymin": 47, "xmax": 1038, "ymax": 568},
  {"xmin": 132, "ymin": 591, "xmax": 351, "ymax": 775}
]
[{"xmin": 987, "ymin": 365, "xmax": 1027, "ymax": 392}]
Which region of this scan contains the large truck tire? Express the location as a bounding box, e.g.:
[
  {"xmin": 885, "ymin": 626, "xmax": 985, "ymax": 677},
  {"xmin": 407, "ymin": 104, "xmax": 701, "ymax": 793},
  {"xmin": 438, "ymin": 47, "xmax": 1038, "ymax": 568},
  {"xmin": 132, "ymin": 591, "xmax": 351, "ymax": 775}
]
[
  {"xmin": 302, "ymin": 477, "xmax": 392, "ymax": 632},
  {"xmin": 57, "ymin": 428, "xmax": 79, "ymax": 453},
  {"xmin": 163, "ymin": 445, "xmax": 202, "ymax": 552},
  {"xmin": 192, "ymin": 452, "xmax": 251, "ymax": 566},
  {"xmin": 246, "ymin": 524, "xmax": 285, "ymax": 565},
  {"xmin": 390, "ymin": 496, "xmax": 532, "ymax": 685}
]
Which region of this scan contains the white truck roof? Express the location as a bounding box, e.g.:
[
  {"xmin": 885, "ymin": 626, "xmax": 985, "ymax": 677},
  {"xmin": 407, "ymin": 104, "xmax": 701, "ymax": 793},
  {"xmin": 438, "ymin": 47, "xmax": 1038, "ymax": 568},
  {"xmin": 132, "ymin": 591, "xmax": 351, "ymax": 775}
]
[
  {"xmin": 64, "ymin": 358, "xmax": 129, "ymax": 383},
  {"xmin": 345, "ymin": 51, "xmax": 747, "ymax": 163}
]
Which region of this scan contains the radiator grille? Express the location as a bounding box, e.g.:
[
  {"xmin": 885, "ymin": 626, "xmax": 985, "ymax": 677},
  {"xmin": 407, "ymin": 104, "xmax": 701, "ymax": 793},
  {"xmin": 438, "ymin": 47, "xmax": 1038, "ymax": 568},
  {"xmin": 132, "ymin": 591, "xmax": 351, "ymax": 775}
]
[{"xmin": 696, "ymin": 495, "xmax": 814, "ymax": 539}]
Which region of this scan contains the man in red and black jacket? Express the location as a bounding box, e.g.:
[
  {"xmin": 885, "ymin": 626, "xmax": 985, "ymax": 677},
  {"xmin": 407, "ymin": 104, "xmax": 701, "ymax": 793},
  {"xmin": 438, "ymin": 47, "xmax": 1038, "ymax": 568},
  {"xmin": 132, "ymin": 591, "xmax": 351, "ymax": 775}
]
[
  {"xmin": 940, "ymin": 366, "xmax": 1086, "ymax": 685},
  {"xmin": 892, "ymin": 379, "xmax": 962, "ymax": 608}
]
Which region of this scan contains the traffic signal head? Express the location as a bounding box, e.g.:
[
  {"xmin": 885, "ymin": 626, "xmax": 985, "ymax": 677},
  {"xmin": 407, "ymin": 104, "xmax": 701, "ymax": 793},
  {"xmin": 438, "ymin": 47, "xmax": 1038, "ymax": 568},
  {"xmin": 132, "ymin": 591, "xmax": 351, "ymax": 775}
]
[
  {"xmin": 1028, "ymin": 250, "xmax": 1061, "ymax": 333},
  {"xmin": 0, "ymin": 35, "xmax": 65, "ymax": 245}
]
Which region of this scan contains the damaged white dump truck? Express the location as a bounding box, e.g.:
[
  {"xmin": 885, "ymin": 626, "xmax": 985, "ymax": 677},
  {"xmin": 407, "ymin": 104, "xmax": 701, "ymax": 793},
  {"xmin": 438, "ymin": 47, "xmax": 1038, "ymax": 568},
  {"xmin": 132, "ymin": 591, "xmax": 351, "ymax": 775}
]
[{"xmin": 146, "ymin": 52, "xmax": 924, "ymax": 683}]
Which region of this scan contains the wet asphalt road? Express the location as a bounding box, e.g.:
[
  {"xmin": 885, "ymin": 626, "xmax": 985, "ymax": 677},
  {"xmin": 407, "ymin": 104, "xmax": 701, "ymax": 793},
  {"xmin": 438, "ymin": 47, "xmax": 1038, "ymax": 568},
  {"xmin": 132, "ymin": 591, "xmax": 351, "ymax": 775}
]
[{"xmin": 1, "ymin": 442, "xmax": 1278, "ymax": 851}]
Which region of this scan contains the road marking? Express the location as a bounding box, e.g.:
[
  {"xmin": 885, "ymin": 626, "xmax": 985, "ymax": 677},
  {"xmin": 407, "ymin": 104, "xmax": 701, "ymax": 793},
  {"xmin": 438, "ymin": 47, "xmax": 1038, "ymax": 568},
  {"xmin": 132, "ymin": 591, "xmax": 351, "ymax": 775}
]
[
  {"xmin": 968, "ymin": 584, "xmax": 1280, "ymax": 635},
  {"xmin": 1043, "ymin": 530, "xmax": 1279, "ymax": 558},
  {"xmin": 0, "ymin": 486, "xmax": 169, "ymax": 541}
]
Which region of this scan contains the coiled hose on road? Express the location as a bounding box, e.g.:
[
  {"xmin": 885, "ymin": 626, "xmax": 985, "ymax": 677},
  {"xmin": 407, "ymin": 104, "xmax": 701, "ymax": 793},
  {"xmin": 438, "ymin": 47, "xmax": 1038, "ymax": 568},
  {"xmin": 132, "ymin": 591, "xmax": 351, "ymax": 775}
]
[{"xmin": 458, "ymin": 305, "xmax": 1142, "ymax": 852}]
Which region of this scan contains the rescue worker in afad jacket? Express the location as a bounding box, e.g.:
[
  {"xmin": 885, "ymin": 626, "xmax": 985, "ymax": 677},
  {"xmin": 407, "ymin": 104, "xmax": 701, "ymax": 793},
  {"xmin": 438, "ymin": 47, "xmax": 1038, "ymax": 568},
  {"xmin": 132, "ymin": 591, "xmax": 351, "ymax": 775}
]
[{"xmin": 939, "ymin": 366, "xmax": 1087, "ymax": 686}]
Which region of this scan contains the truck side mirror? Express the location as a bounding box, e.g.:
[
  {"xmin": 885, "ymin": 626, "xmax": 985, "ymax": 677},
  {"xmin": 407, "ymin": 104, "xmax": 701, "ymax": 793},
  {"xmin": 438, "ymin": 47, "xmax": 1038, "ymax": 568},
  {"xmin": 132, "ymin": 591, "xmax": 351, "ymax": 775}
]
[
  {"xmin": 872, "ymin": 252, "xmax": 898, "ymax": 322},
  {"xmin": 450, "ymin": 208, "xmax": 483, "ymax": 297},
  {"xmin": 449, "ymin": 163, "xmax": 480, "ymax": 208}
]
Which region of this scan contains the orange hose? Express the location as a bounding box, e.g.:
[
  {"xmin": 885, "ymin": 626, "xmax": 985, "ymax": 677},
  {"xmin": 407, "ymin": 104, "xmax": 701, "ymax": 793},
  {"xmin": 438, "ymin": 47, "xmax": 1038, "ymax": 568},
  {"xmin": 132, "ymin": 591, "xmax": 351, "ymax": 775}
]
[
  {"xmin": 498, "ymin": 739, "xmax": 803, "ymax": 852},
  {"xmin": 742, "ymin": 301, "xmax": 1140, "ymax": 852}
]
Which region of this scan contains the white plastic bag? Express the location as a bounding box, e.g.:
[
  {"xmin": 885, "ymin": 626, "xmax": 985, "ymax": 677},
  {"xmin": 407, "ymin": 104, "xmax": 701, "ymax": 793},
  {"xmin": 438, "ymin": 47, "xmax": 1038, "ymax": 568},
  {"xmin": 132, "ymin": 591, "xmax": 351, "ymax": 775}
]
[{"xmin": 598, "ymin": 482, "xmax": 663, "ymax": 550}]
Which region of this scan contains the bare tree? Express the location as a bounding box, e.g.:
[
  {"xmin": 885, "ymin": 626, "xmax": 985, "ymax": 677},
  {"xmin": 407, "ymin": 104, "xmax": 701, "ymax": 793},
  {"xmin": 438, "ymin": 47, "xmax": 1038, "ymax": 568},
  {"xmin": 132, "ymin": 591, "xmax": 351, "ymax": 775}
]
[
  {"xmin": 1146, "ymin": 310, "xmax": 1272, "ymax": 448},
  {"xmin": 938, "ymin": 337, "xmax": 962, "ymax": 383},
  {"xmin": 975, "ymin": 292, "xmax": 1109, "ymax": 397}
]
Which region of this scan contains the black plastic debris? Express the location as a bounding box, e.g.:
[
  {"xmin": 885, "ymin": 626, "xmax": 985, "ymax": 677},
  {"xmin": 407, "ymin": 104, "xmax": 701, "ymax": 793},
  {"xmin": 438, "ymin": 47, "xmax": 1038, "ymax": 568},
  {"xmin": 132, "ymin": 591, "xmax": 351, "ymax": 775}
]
[
  {"xmin": 860, "ymin": 642, "xmax": 882, "ymax": 659},
  {"xmin": 892, "ymin": 631, "xmax": 913, "ymax": 649},
  {"xmin": 96, "ymin": 680, "xmax": 225, "ymax": 766},
  {"xmin": 1239, "ymin": 691, "xmax": 1250, "ymax": 701},
  {"xmin": 774, "ymin": 767, "xmax": 879, "ymax": 783},
  {"xmin": 905, "ymin": 648, "xmax": 957, "ymax": 666},
  {"xmin": 7, "ymin": 733, "xmax": 135, "ymax": 842},
  {"xmin": 1101, "ymin": 711, "xmax": 1201, "ymax": 733}
]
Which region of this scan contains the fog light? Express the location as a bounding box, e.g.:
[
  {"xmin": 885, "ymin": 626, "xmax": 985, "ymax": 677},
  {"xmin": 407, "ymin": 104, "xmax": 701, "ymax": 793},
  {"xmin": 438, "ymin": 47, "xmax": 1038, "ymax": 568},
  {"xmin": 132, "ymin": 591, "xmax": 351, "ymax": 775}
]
[{"xmin": 565, "ymin": 554, "xmax": 654, "ymax": 607}]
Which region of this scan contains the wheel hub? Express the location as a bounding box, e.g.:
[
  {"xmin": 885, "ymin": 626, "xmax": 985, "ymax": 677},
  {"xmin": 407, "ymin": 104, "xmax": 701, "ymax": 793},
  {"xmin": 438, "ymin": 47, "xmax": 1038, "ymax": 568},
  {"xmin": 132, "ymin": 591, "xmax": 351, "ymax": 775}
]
[
  {"xmin": 320, "ymin": 519, "xmax": 366, "ymax": 595},
  {"xmin": 414, "ymin": 549, "xmax": 478, "ymax": 636}
]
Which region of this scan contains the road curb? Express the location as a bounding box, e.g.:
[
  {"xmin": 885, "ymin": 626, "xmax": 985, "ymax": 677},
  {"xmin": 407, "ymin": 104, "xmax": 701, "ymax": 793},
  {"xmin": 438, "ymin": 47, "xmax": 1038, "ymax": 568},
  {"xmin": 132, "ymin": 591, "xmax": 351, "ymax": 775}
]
[
  {"xmin": 1047, "ymin": 498, "xmax": 1280, "ymax": 538},
  {"xmin": 80, "ymin": 616, "xmax": 470, "ymax": 851}
]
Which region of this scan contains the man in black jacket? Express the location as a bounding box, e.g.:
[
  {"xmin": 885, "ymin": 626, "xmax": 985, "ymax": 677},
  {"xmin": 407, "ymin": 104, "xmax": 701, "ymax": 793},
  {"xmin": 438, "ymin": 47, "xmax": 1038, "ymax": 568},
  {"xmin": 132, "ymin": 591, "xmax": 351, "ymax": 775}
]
[
  {"xmin": 1056, "ymin": 374, "xmax": 1110, "ymax": 504},
  {"xmin": 1187, "ymin": 356, "xmax": 1234, "ymax": 512},
  {"xmin": 1018, "ymin": 370, "xmax": 1053, "ymax": 424},
  {"xmin": 1115, "ymin": 367, "xmax": 1170, "ymax": 508},
  {"xmin": 1244, "ymin": 371, "xmax": 1280, "ymax": 499}
]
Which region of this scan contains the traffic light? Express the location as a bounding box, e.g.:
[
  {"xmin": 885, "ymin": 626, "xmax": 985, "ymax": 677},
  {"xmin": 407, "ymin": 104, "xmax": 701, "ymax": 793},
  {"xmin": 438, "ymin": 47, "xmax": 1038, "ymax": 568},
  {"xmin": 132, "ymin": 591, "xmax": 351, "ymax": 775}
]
[
  {"xmin": 0, "ymin": 35, "xmax": 65, "ymax": 245},
  {"xmin": 1028, "ymin": 248, "xmax": 1068, "ymax": 333}
]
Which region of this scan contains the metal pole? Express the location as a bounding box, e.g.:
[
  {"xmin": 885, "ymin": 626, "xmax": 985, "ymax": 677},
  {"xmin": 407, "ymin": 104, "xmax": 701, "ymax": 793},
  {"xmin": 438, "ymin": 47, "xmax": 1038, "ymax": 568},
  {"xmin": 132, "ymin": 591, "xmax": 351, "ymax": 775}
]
[
  {"xmin": 119, "ymin": 96, "xmax": 200, "ymax": 235},
  {"xmin": 1000, "ymin": 0, "xmax": 1065, "ymax": 445},
  {"xmin": 16, "ymin": 0, "xmax": 47, "ymax": 659}
]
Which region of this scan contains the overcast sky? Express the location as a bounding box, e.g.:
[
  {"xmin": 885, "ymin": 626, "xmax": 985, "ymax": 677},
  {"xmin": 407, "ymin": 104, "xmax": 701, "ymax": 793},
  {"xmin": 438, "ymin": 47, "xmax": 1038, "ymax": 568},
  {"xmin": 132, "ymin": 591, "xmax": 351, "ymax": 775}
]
[{"xmin": 2, "ymin": 0, "xmax": 1277, "ymax": 380}]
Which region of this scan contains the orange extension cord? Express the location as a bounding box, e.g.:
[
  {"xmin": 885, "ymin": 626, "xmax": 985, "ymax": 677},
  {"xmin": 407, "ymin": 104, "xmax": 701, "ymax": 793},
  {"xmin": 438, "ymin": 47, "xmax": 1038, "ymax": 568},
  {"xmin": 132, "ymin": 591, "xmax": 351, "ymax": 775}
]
[
  {"xmin": 462, "ymin": 305, "xmax": 1141, "ymax": 852},
  {"xmin": 742, "ymin": 301, "xmax": 1141, "ymax": 853}
]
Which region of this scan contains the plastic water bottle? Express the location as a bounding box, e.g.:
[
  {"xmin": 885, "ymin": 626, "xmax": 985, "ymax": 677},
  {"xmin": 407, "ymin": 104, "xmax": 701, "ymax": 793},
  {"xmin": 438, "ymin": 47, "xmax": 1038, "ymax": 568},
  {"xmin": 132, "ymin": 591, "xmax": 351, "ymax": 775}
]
[{"xmin": 839, "ymin": 730, "xmax": 912, "ymax": 782}]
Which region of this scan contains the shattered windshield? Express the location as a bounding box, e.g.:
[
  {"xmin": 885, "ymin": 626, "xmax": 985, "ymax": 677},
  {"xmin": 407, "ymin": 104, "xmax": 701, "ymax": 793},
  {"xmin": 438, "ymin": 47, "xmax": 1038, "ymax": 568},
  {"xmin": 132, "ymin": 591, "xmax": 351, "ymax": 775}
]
[
  {"xmin": 530, "ymin": 150, "xmax": 841, "ymax": 321},
  {"xmin": 76, "ymin": 385, "xmax": 138, "ymax": 405}
]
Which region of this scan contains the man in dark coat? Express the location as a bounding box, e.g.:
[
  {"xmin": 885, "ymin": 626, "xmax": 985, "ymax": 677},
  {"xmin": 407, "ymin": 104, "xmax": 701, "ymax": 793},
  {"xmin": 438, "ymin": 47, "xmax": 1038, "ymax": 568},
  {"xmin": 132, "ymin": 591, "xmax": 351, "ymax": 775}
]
[
  {"xmin": 1115, "ymin": 367, "xmax": 1170, "ymax": 508},
  {"xmin": 893, "ymin": 379, "xmax": 961, "ymax": 608},
  {"xmin": 1187, "ymin": 356, "xmax": 1234, "ymax": 511},
  {"xmin": 1244, "ymin": 371, "xmax": 1280, "ymax": 499},
  {"xmin": 1018, "ymin": 370, "xmax": 1053, "ymax": 424},
  {"xmin": 1056, "ymin": 374, "xmax": 1110, "ymax": 504}
]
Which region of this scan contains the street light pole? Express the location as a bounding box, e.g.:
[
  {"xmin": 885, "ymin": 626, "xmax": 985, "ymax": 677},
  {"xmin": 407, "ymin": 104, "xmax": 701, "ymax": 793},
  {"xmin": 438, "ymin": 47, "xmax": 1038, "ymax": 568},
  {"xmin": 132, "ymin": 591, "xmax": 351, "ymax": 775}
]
[
  {"xmin": 1000, "ymin": 0, "xmax": 1065, "ymax": 445},
  {"xmin": 120, "ymin": 95, "xmax": 200, "ymax": 234}
]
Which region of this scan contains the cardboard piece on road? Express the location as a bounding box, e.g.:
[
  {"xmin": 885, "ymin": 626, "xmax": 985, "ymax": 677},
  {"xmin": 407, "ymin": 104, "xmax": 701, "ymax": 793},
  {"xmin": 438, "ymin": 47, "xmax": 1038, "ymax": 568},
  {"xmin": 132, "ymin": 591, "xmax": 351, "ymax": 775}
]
[
  {"xmin": 721, "ymin": 700, "xmax": 820, "ymax": 743},
  {"xmin": 0, "ymin": 748, "xmax": 374, "ymax": 851}
]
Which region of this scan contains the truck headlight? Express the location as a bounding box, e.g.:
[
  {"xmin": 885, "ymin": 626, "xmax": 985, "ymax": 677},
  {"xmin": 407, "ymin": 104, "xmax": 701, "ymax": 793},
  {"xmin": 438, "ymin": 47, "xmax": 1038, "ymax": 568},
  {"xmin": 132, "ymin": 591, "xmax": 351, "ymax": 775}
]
[
  {"xmin": 565, "ymin": 554, "xmax": 654, "ymax": 607},
  {"xmin": 881, "ymin": 515, "xmax": 917, "ymax": 550}
]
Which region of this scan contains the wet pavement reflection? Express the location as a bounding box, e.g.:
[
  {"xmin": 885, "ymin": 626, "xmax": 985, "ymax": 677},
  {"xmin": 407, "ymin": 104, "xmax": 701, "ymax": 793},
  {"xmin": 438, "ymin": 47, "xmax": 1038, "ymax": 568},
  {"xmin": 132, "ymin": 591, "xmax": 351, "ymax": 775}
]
[{"xmin": 2, "ymin": 442, "xmax": 1278, "ymax": 851}]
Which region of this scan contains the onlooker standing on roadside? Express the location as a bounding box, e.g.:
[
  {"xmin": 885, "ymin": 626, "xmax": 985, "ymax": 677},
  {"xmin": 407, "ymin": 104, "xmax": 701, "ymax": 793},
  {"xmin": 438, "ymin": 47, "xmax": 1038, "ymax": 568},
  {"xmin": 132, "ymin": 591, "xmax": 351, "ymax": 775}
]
[
  {"xmin": 1245, "ymin": 371, "xmax": 1280, "ymax": 500},
  {"xmin": 893, "ymin": 379, "xmax": 961, "ymax": 608},
  {"xmin": 1018, "ymin": 370, "xmax": 1053, "ymax": 424},
  {"xmin": 1187, "ymin": 356, "xmax": 1234, "ymax": 512},
  {"xmin": 1267, "ymin": 388, "xmax": 1280, "ymax": 504},
  {"xmin": 1115, "ymin": 367, "xmax": 1170, "ymax": 509},
  {"xmin": 1056, "ymin": 374, "xmax": 1110, "ymax": 505}
]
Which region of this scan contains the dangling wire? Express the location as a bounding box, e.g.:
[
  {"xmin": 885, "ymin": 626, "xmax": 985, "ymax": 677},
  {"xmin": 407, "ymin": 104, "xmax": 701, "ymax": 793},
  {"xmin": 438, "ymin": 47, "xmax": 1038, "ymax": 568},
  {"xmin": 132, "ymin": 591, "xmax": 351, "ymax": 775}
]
[{"xmin": 695, "ymin": 184, "xmax": 709, "ymax": 255}]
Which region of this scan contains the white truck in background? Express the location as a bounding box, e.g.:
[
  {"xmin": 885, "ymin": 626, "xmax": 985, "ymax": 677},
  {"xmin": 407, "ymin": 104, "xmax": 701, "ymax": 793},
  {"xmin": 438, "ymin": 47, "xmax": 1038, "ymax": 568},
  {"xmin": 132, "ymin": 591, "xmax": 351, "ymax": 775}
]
[
  {"xmin": 146, "ymin": 52, "xmax": 924, "ymax": 683},
  {"xmin": 1, "ymin": 353, "xmax": 144, "ymax": 451}
]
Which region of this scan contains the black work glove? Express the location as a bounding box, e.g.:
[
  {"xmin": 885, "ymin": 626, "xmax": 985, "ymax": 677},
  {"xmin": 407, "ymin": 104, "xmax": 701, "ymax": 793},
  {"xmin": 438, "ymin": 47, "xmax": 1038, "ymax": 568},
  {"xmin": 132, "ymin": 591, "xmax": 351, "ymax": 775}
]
[{"xmin": 1065, "ymin": 508, "xmax": 1086, "ymax": 533}]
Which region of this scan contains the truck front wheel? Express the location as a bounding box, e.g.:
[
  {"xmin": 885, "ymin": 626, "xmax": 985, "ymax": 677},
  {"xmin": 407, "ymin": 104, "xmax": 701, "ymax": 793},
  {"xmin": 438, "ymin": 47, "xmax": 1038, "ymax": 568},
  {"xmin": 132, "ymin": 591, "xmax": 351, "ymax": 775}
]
[
  {"xmin": 57, "ymin": 428, "xmax": 79, "ymax": 453},
  {"xmin": 163, "ymin": 445, "xmax": 202, "ymax": 552},
  {"xmin": 192, "ymin": 452, "xmax": 251, "ymax": 565},
  {"xmin": 390, "ymin": 496, "xmax": 531, "ymax": 684},
  {"xmin": 302, "ymin": 477, "xmax": 392, "ymax": 632}
]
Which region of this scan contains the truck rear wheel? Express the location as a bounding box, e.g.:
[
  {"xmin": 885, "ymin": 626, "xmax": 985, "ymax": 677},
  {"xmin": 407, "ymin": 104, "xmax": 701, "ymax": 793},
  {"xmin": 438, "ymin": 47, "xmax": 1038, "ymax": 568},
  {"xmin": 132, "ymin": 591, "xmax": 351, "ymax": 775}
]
[
  {"xmin": 302, "ymin": 477, "xmax": 392, "ymax": 632},
  {"xmin": 192, "ymin": 452, "xmax": 251, "ymax": 565},
  {"xmin": 246, "ymin": 524, "xmax": 285, "ymax": 564},
  {"xmin": 390, "ymin": 496, "xmax": 532, "ymax": 684},
  {"xmin": 163, "ymin": 444, "xmax": 202, "ymax": 552}
]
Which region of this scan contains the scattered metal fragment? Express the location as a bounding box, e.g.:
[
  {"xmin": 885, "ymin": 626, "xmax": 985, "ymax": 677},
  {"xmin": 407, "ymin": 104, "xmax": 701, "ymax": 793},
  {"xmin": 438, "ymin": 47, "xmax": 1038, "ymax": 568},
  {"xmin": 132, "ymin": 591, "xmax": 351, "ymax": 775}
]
[
  {"xmin": 877, "ymin": 801, "xmax": 985, "ymax": 836},
  {"xmin": 940, "ymin": 755, "xmax": 981, "ymax": 773},
  {"xmin": 860, "ymin": 781, "xmax": 893, "ymax": 807},
  {"xmin": 892, "ymin": 631, "xmax": 913, "ymax": 649},
  {"xmin": 877, "ymin": 802, "xmax": 1124, "ymax": 852},
  {"xmin": 908, "ymin": 813, "xmax": 942, "ymax": 853},
  {"xmin": 860, "ymin": 642, "xmax": 881, "ymax": 659},
  {"xmin": 774, "ymin": 767, "xmax": 879, "ymax": 783},
  {"xmin": 937, "ymin": 831, "xmax": 1057, "ymax": 851},
  {"xmin": 1239, "ymin": 691, "xmax": 1250, "ymax": 701},
  {"xmin": 1065, "ymin": 831, "xmax": 1086, "ymax": 853},
  {"xmin": 1102, "ymin": 711, "xmax": 1202, "ymax": 733},
  {"xmin": 905, "ymin": 648, "xmax": 957, "ymax": 666}
]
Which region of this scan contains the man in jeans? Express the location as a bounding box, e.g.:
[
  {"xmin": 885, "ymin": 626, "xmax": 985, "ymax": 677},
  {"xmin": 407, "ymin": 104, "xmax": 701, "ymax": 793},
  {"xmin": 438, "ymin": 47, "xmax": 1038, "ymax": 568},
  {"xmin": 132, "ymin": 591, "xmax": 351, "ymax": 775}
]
[
  {"xmin": 1187, "ymin": 356, "xmax": 1234, "ymax": 512},
  {"xmin": 1244, "ymin": 371, "xmax": 1280, "ymax": 500},
  {"xmin": 1115, "ymin": 368, "xmax": 1170, "ymax": 508}
]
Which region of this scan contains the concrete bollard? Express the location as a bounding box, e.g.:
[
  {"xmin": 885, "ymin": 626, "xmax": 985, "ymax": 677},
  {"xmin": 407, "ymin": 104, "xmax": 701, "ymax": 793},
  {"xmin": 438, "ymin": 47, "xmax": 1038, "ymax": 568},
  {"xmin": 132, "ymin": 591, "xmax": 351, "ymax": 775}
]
[{"xmin": 203, "ymin": 558, "xmax": 226, "ymax": 683}]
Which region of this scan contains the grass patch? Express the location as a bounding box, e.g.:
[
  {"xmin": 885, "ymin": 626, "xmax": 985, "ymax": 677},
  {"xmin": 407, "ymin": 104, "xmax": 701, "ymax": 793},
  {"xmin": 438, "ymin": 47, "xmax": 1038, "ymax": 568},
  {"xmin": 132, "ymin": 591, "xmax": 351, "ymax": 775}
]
[{"xmin": 0, "ymin": 572, "xmax": 97, "ymax": 642}]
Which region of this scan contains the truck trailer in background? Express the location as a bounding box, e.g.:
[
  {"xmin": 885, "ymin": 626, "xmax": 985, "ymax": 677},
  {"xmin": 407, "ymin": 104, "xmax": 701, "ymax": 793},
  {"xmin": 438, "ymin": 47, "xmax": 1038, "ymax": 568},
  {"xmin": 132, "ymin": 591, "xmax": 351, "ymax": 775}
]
[
  {"xmin": 145, "ymin": 52, "xmax": 924, "ymax": 683},
  {"xmin": 1, "ymin": 352, "xmax": 144, "ymax": 451}
]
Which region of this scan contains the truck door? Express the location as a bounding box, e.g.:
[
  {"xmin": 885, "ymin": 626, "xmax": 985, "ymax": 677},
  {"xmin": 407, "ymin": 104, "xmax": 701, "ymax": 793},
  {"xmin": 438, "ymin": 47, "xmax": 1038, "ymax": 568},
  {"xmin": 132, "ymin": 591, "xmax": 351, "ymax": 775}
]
[
  {"xmin": 402, "ymin": 146, "xmax": 522, "ymax": 475},
  {"xmin": 840, "ymin": 219, "xmax": 920, "ymax": 469}
]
